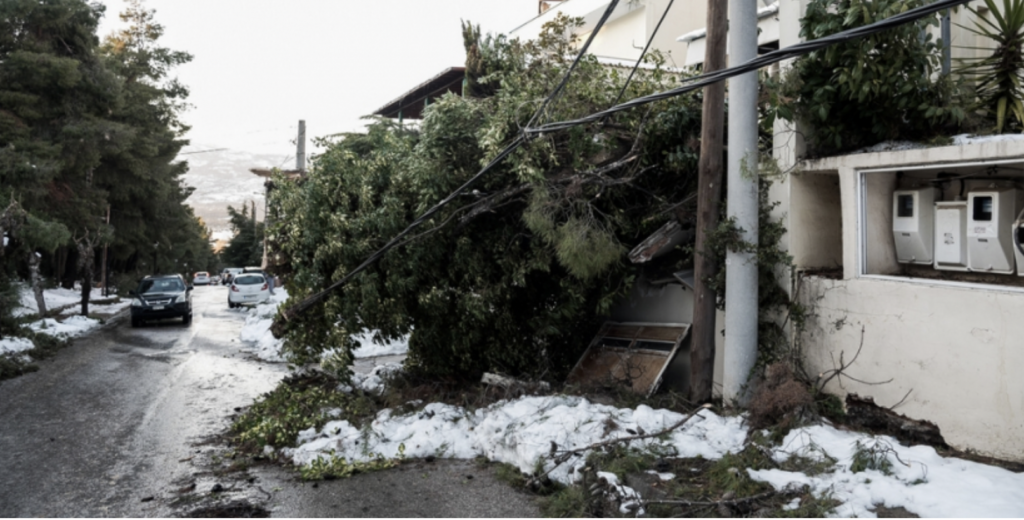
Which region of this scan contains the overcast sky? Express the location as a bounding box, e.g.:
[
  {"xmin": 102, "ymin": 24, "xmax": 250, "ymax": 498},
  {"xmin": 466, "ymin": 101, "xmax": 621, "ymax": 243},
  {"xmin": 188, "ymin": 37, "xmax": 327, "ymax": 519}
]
[{"xmin": 96, "ymin": 1, "xmax": 538, "ymax": 158}]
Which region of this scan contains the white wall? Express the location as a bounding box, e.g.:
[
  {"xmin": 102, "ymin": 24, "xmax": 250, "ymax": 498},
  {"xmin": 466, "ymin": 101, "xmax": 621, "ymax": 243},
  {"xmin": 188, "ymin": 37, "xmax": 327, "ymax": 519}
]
[{"xmin": 789, "ymin": 140, "xmax": 1024, "ymax": 462}]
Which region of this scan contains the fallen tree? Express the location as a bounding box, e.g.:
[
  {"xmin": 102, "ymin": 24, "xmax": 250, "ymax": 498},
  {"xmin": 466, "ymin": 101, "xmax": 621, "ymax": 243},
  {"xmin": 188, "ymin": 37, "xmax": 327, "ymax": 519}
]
[{"xmin": 267, "ymin": 15, "xmax": 704, "ymax": 380}]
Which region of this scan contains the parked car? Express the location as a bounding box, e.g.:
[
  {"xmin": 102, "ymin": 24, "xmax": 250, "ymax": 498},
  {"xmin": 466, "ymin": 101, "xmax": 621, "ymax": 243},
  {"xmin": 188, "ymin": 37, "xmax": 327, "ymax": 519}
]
[
  {"xmin": 228, "ymin": 273, "xmax": 270, "ymax": 308},
  {"xmin": 193, "ymin": 271, "xmax": 211, "ymax": 285},
  {"xmin": 221, "ymin": 267, "xmax": 243, "ymax": 285},
  {"xmin": 130, "ymin": 274, "xmax": 193, "ymax": 327}
]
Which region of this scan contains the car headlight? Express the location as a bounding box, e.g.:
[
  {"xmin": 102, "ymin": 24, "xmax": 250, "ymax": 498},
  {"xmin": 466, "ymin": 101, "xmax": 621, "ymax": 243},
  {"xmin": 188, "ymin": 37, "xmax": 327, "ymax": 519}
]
[{"xmin": 132, "ymin": 298, "xmax": 144, "ymax": 307}]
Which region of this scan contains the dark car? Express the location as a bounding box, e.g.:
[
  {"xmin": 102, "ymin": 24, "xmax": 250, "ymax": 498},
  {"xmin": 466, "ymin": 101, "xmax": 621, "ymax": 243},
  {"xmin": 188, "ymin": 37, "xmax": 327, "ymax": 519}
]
[{"xmin": 129, "ymin": 274, "xmax": 193, "ymax": 327}]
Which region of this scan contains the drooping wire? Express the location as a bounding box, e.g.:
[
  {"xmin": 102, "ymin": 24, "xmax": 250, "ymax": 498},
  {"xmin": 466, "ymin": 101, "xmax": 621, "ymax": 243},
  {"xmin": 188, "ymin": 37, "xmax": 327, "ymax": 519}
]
[
  {"xmin": 280, "ymin": 0, "xmax": 969, "ymax": 322},
  {"xmin": 525, "ymin": 0, "xmax": 621, "ymax": 129},
  {"xmin": 281, "ymin": 1, "xmax": 625, "ymax": 321},
  {"xmin": 525, "ymin": 0, "xmax": 970, "ymax": 136},
  {"xmin": 606, "ymin": 0, "xmax": 676, "ymax": 112}
]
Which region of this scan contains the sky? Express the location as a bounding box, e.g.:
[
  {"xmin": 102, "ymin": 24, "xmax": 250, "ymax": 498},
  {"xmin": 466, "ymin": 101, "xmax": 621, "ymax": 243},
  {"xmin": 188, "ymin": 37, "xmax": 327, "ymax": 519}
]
[{"xmin": 96, "ymin": 0, "xmax": 539, "ymax": 158}]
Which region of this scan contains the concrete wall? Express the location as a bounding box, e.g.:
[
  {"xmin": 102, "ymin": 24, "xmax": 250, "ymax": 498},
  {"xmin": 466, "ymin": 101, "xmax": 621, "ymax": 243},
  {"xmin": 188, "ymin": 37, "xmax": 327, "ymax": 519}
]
[{"xmin": 788, "ymin": 140, "xmax": 1024, "ymax": 461}]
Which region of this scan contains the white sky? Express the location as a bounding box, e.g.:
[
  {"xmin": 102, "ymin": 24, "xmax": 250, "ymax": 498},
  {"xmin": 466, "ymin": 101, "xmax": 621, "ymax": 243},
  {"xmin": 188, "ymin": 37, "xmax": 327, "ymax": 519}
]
[{"xmin": 96, "ymin": 0, "xmax": 539, "ymax": 157}]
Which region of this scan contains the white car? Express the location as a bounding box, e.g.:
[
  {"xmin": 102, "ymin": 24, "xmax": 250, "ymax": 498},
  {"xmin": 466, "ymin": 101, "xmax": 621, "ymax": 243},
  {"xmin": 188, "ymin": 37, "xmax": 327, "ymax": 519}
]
[
  {"xmin": 228, "ymin": 273, "xmax": 270, "ymax": 308},
  {"xmin": 193, "ymin": 271, "xmax": 211, "ymax": 285}
]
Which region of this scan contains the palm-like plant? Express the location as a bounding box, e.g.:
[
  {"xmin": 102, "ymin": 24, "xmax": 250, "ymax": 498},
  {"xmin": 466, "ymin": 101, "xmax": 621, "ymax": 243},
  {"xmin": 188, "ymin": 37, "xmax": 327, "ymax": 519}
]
[{"xmin": 958, "ymin": 0, "xmax": 1024, "ymax": 133}]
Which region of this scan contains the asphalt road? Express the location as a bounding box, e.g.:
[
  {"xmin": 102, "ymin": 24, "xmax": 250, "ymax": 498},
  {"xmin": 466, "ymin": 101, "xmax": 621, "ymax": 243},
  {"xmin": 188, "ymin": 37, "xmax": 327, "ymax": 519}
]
[{"xmin": 0, "ymin": 285, "xmax": 540, "ymax": 517}]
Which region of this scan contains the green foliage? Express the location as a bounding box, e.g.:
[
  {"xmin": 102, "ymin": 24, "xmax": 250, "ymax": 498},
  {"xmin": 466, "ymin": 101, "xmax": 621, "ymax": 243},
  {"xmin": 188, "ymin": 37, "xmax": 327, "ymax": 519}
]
[
  {"xmin": 850, "ymin": 439, "xmax": 895, "ymax": 474},
  {"xmin": 232, "ymin": 372, "xmax": 360, "ymax": 450},
  {"xmin": 0, "ymin": 0, "xmax": 213, "ymax": 316},
  {"xmin": 538, "ymin": 484, "xmax": 591, "ymax": 518},
  {"xmin": 773, "ymin": 0, "xmax": 964, "ymax": 156},
  {"xmin": 300, "ymin": 445, "xmax": 404, "ymax": 481},
  {"xmin": 269, "ymin": 15, "xmax": 702, "ymax": 380},
  {"xmin": 221, "ymin": 204, "xmax": 264, "ymax": 268},
  {"xmin": 957, "ymin": 0, "xmax": 1024, "ymax": 133}
]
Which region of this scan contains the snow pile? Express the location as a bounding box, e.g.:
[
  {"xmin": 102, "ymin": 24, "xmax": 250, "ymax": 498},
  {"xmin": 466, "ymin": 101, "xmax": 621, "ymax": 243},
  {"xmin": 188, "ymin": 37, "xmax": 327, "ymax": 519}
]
[
  {"xmin": 14, "ymin": 284, "xmax": 115, "ymax": 317},
  {"xmin": 287, "ymin": 396, "xmax": 747, "ymax": 485},
  {"xmin": 749, "ymin": 425, "xmax": 1024, "ymax": 518},
  {"xmin": 286, "ymin": 390, "xmax": 1024, "ymax": 517},
  {"xmin": 239, "ymin": 290, "xmax": 290, "ymax": 362},
  {"xmin": 238, "ymin": 289, "xmax": 410, "ymax": 362},
  {"xmin": 352, "ymin": 330, "xmax": 409, "ymax": 358},
  {"xmin": 340, "ymin": 362, "xmax": 403, "ymax": 394},
  {"xmin": 952, "ymin": 133, "xmax": 1024, "ymax": 146},
  {"xmin": 30, "ymin": 315, "xmax": 101, "ymax": 338},
  {"xmin": 597, "ymin": 471, "xmax": 645, "ymax": 515},
  {"xmin": 0, "ymin": 336, "xmax": 35, "ymax": 356}
]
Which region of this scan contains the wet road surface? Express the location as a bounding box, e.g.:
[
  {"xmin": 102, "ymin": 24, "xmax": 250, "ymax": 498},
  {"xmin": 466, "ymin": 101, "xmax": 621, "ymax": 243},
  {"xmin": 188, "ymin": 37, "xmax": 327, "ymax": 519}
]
[{"xmin": 0, "ymin": 285, "xmax": 540, "ymax": 517}]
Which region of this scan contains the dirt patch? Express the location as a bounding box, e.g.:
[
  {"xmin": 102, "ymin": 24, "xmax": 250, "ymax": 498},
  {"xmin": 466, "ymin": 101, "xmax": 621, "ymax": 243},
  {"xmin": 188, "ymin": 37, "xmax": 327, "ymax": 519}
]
[{"xmin": 844, "ymin": 395, "xmax": 947, "ymax": 449}]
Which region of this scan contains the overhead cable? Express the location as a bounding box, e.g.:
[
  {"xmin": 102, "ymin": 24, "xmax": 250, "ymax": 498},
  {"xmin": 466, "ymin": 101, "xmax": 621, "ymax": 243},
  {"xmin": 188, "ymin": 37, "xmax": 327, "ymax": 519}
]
[
  {"xmin": 281, "ymin": 1, "xmax": 627, "ymax": 321},
  {"xmin": 525, "ymin": 0, "xmax": 972, "ymax": 136},
  {"xmin": 280, "ymin": 0, "xmax": 969, "ymax": 322}
]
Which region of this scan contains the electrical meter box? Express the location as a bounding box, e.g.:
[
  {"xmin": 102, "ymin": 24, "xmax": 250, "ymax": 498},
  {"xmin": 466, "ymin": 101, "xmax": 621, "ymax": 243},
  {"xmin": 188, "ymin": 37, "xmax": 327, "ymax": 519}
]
[
  {"xmin": 892, "ymin": 188, "xmax": 937, "ymax": 264},
  {"xmin": 967, "ymin": 190, "xmax": 1018, "ymax": 274},
  {"xmin": 934, "ymin": 201, "xmax": 969, "ymax": 272}
]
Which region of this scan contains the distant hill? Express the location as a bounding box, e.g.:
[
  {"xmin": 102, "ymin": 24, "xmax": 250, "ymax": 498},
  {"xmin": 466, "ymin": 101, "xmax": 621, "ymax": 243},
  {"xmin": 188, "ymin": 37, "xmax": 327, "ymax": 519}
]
[{"xmin": 179, "ymin": 145, "xmax": 295, "ymax": 240}]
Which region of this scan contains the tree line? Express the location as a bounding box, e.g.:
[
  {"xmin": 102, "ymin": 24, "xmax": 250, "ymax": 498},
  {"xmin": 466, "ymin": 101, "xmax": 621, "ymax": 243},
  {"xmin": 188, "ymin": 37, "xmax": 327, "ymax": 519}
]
[{"xmin": 0, "ymin": 0, "xmax": 214, "ymax": 328}]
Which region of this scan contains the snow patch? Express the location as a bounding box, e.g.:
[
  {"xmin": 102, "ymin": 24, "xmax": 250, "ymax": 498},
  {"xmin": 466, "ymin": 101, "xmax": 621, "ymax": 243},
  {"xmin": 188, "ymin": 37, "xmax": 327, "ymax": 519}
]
[
  {"xmin": 0, "ymin": 336, "xmax": 35, "ymax": 356},
  {"xmin": 30, "ymin": 315, "xmax": 101, "ymax": 338},
  {"xmin": 287, "ymin": 396, "xmax": 746, "ymax": 486},
  {"xmin": 748, "ymin": 425, "xmax": 1024, "ymax": 518},
  {"xmin": 352, "ymin": 330, "xmax": 409, "ymax": 358},
  {"xmin": 239, "ymin": 290, "xmax": 290, "ymax": 362}
]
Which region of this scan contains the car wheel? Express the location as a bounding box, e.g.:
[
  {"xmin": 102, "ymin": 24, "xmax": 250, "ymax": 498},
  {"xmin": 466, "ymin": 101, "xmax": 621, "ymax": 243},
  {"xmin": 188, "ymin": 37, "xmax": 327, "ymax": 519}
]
[
  {"xmin": 183, "ymin": 314, "xmax": 192, "ymax": 325},
  {"xmin": 131, "ymin": 318, "xmax": 139, "ymax": 328}
]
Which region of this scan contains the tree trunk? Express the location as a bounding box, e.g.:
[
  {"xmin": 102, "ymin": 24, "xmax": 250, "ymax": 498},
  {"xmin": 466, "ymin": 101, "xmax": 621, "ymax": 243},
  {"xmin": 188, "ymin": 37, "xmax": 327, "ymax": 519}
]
[
  {"xmin": 27, "ymin": 251, "xmax": 46, "ymax": 316},
  {"xmin": 690, "ymin": 0, "xmax": 728, "ymax": 404},
  {"xmin": 77, "ymin": 242, "xmax": 94, "ymax": 316}
]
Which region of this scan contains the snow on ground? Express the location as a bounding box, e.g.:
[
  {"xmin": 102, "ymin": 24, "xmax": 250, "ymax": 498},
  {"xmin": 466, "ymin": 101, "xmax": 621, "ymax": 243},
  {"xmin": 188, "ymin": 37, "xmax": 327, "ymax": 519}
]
[
  {"xmin": 29, "ymin": 315, "xmax": 102, "ymax": 338},
  {"xmin": 351, "ymin": 330, "xmax": 409, "ymax": 358},
  {"xmin": 750, "ymin": 425, "xmax": 1024, "ymax": 518},
  {"xmin": 0, "ymin": 336, "xmax": 35, "ymax": 356},
  {"xmin": 9, "ymin": 283, "xmax": 129, "ymax": 340},
  {"xmin": 285, "ymin": 389, "xmax": 1024, "ymax": 518},
  {"xmin": 238, "ymin": 290, "xmax": 290, "ymax": 362},
  {"xmin": 237, "ymin": 289, "xmax": 411, "ymax": 362},
  {"xmin": 286, "ymin": 396, "xmax": 747, "ymax": 486},
  {"xmin": 13, "ymin": 284, "xmax": 119, "ymax": 317}
]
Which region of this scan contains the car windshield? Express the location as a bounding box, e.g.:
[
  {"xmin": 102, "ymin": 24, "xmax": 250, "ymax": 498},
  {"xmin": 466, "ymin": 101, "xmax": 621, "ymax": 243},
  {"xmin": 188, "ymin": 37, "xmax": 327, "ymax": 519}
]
[
  {"xmin": 195, "ymin": 272, "xmax": 208, "ymax": 277},
  {"xmin": 139, "ymin": 278, "xmax": 185, "ymax": 294},
  {"xmin": 234, "ymin": 275, "xmax": 264, "ymax": 286}
]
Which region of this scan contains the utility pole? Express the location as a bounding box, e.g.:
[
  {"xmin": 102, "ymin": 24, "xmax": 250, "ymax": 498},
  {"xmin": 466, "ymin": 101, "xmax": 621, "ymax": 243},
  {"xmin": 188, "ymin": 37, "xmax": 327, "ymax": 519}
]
[
  {"xmin": 690, "ymin": 0, "xmax": 728, "ymax": 403},
  {"xmin": 297, "ymin": 120, "xmax": 306, "ymax": 172},
  {"xmin": 724, "ymin": 0, "xmax": 760, "ymax": 404}
]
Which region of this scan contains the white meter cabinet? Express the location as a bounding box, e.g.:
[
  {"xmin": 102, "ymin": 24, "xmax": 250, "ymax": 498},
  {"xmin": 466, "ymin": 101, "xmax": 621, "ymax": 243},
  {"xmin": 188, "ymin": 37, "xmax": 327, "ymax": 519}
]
[
  {"xmin": 967, "ymin": 190, "xmax": 1018, "ymax": 274},
  {"xmin": 934, "ymin": 201, "xmax": 969, "ymax": 272},
  {"xmin": 893, "ymin": 188, "xmax": 937, "ymax": 264}
]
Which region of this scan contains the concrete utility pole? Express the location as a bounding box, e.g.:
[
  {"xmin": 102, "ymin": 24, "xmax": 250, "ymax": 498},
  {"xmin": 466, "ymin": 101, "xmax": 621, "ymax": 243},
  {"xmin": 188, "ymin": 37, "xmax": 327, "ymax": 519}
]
[
  {"xmin": 690, "ymin": 0, "xmax": 728, "ymax": 403},
  {"xmin": 724, "ymin": 0, "xmax": 760, "ymax": 404},
  {"xmin": 296, "ymin": 120, "xmax": 306, "ymax": 172}
]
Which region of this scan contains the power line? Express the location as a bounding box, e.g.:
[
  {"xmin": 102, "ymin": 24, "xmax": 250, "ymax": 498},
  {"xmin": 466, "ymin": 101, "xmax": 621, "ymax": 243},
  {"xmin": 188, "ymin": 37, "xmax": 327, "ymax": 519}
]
[
  {"xmin": 281, "ymin": 0, "xmax": 623, "ymax": 322},
  {"xmin": 279, "ymin": 0, "xmax": 970, "ymax": 322},
  {"xmin": 525, "ymin": 0, "xmax": 970, "ymax": 136}
]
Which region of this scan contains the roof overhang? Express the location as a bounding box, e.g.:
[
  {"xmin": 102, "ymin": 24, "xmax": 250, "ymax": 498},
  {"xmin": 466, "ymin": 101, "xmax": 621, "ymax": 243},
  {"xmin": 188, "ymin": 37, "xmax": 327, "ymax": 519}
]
[
  {"xmin": 509, "ymin": 0, "xmax": 644, "ymax": 43},
  {"xmin": 677, "ymin": 3, "xmax": 780, "ymax": 67},
  {"xmin": 373, "ymin": 67, "xmax": 466, "ymax": 120}
]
